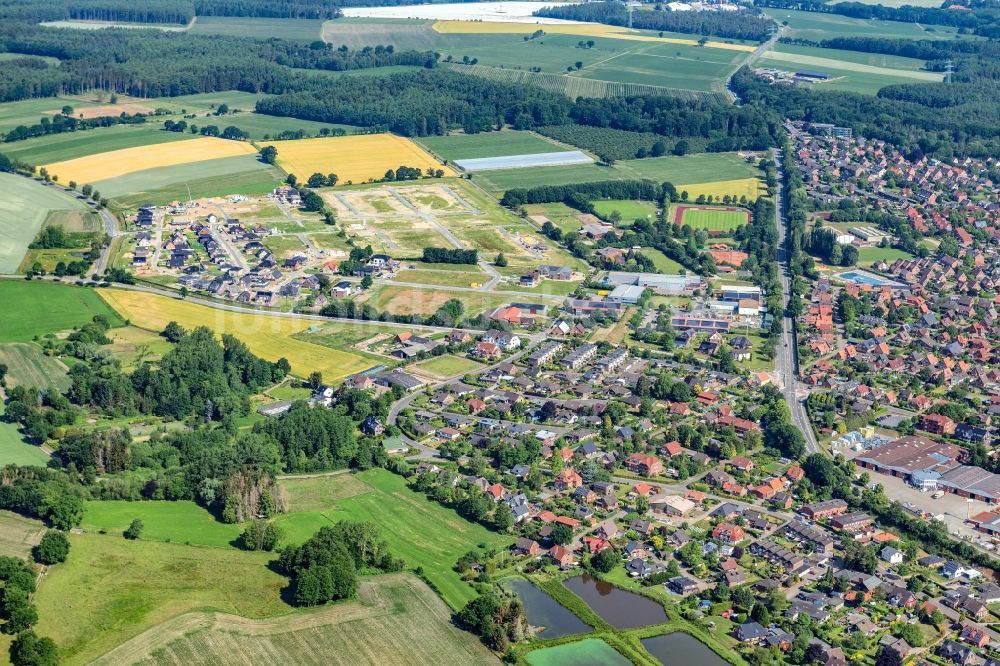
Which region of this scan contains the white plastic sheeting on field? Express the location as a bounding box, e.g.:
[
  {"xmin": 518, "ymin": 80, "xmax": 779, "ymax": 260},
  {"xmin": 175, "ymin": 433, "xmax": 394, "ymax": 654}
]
[{"xmin": 454, "ymin": 150, "xmax": 593, "ymax": 172}]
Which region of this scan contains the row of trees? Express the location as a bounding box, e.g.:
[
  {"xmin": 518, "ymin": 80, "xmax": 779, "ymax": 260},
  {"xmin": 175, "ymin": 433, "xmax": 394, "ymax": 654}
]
[
  {"xmin": 421, "ymin": 247, "xmax": 477, "ymax": 265},
  {"xmin": 2, "ymin": 107, "xmax": 147, "ymax": 142},
  {"xmin": 533, "ymin": 2, "xmax": 776, "ymax": 41}
]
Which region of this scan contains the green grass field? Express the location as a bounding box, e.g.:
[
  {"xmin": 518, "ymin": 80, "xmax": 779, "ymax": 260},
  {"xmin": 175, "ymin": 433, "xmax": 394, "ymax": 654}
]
[
  {"xmin": 364, "ymin": 283, "xmax": 539, "ymax": 317},
  {"xmin": 759, "ymin": 43, "xmax": 942, "ymax": 94},
  {"xmin": 411, "ymin": 354, "xmax": 483, "ymax": 378},
  {"xmin": 189, "ymin": 16, "xmax": 324, "ymax": 39},
  {"xmin": 90, "ymin": 574, "xmax": 499, "ymax": 666},
  {"xmin": 474, "ymin": 152, "xmax": 759, "ymax": 195},
  {"xmin": 150, "ymin": 91, "xmax": 272, "ymax": 115},
  {"xmin": 394, "ymin": 268, "xmax": 486, "ymax": 287},
  {"xmin": 323, "ymin": 21, "xmax": 743, "ymax": 92},
  {"xmin": 0, "ymin": 125, "xmax": 191, "ymax": 165},
  {"xmin": 205, "ymin": 112, "xmax": 361, "ymax": 140},
  {"xmin": 278, "ymin": 469, "xmax": 512, "ymax": 610},
  {"xmin": 0, "ymin": 174, "xmax": 91, "ymax": 273},
  {"xmin": 857, "ymin": 247, "xmax": 914, "ymax": 265},
  {"xmin": 592, "ymin": 199, "xmax": 657, "ymax": 223},
  {"xmin": 640, "ymin": 247, "xmax": 686, "ymax": 273},
  {"xmin": 418, "ymin": 131, "xmax": 565, "ymax": 161},
  {"xmin": 0, "ymin": 402, "xmax": 50, "ymax": 467},
  {"xmin": 0, "ymin": 281, "xmax": 125, "ymax": 341},
  {"xmin": 679, "ymin": 206, "xmax": 748, "ymax": 232},
  {"xmin": 98, "ymin": 157, "xmax": 284, "ymax": 207},
  {"xmin": 95, "ymin": 154, "xmax": 277, "ymax": 197},
  {"xmin": 81, "ymin": 500, "xmax": 243, "ymax": 548},
  {"xmin": 33, "ymin": 533, "xmax": 290, "ymax": 666},
  {"xmin": 568, "ymin": 39, "xmax": 743, "ymax": 92},
  {"xmin": 763, "ymin": 8, "xmax": 965, "ymax": 40},
  {"xmin": 0, "ymin": 97, "xmax": 105, "ymax": 135},
  {"xmin": 69, "ymin": 470, "xmax": 510, "ymax": 614},
  {"xmin": 526, "ymin": 638, "xmax": 632, "ymax": 666},
  {"xmin": 0, "ymin": 342, "xmax": 70, "ymax": 391}
]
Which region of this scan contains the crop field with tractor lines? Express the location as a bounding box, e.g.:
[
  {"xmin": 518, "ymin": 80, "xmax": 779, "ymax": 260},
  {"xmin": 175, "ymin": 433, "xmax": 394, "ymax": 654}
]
[
  {"xmin": 97, "ymin": 289, "xmax": 376, "ymax": 381},
  {"xmin": 262, "ymin": 134, "xmax": 455, "ymax": 184},
  {"xmin": 89, "ymin": 574, "xmax": 500, "ymax": 666},
  {"xmin": 44, "ymin": 136, "xmax": 259, "ymax": 185}
]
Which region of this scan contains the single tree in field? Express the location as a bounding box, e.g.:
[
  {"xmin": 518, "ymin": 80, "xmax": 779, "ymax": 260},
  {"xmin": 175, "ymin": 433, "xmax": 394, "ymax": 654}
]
[
  {"xmin": 123, "ymin": 518, "xmax": 144, "ymax": 540},
  {"xmin": 34, "ymin": 531, "xmax": 70, "ymax": 565},
  {"xmin": 259, "ymin": 145, "xmax": 278, "ymax": 164},
  {"xmin": 495, "ymin": 252, "xmax": 508, "ymax": 267}
]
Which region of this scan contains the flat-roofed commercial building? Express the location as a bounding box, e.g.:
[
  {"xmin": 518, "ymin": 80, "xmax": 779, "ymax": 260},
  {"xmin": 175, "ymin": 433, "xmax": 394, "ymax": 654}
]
[{"xmin": 855, "ymin": 436, "xmax": 1000, "ymax": 504}]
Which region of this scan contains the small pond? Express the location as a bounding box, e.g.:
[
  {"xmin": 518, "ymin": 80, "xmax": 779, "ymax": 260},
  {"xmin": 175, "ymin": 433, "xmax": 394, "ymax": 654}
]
[
  {"xmin": 504, "ymin": 577, "xmax": 591, "ymax": 639},
  {"xmin": 641, "ymin": 632, "xmax": 732, "ymax": 666},
  {"xmin": 563, "ymin": 574, "xmax": 668, "ymax": 629}
]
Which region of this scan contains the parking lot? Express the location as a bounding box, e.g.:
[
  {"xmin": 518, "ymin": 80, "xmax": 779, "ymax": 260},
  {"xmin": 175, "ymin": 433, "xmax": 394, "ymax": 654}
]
[{"xmin": 843, "ymin": 449, "xmax": 998, "ymax": 554}]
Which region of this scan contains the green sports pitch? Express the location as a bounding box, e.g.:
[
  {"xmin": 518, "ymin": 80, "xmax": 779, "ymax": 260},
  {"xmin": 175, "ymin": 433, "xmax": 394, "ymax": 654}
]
[{"xmin": 675, "ymin": 205, "xmax": 748, "ymax": 232}]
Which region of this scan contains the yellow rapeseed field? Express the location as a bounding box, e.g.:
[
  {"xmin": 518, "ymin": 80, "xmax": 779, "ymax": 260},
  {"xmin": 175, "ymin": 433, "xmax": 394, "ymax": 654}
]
[
  {"xmin": 44, "ymin": 137, "xmax": 258, "ymax": 185},
  {"xmin": 675, "ymin": 177, "xmax": 766, "ymax": 201},
  {"xmin": 98, "ymin": 289, "xmax": 375, "ymax": 381},
  {"xmin": 262, "ymin": 134, "xmax": 457, "ymax": 184},
  {"xmin": 432, "ymin": 21, "xmax": 757, "ymax": 52}
]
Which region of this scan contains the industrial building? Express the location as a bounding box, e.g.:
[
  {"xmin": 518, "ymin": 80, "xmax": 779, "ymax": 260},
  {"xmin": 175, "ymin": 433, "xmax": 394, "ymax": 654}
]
[{"xmin": 855, "ymin": 436, "xmax": 1000, "ymax": 504}]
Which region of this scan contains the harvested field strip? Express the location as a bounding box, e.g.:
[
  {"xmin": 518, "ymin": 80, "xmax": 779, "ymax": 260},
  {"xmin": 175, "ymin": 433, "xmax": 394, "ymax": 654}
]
[
  {"xmin": 44, "ymin": 137, "xmax": 258, "ymax": 185},
  {"xmin": 432, "ymin": 21, "xmax": 756, "ymax": 51},
  {"xmin": 262, "ymin": 134, "xmax": 456, "ymax": 183},
  {"xmin": 89, "ymin": 574, "xmax": 500, "ymax": 666},
  {"xmin": 0, "ymin": 511, "xmax": 47, "ymax": 559},
  {"xmin": 97, "ymin": 289, "xmax": 375, "ymax": 382}
]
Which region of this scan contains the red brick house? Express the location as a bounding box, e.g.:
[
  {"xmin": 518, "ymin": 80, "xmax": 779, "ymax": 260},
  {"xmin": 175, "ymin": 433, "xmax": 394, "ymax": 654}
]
[
  {"xmin": 625, "ymin": 453, "xmax": 664, "ymax": 477},
  {"xmin": 920, "ymin": 413, "xmax": 956, "ymax": 435},
  {"xmin": 712, "ymin": 523, "xmax": 746, "ymax": 544},
  {"xmin": 549, "ymin": 545, "xmax": 574, "ymax": 568}
]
